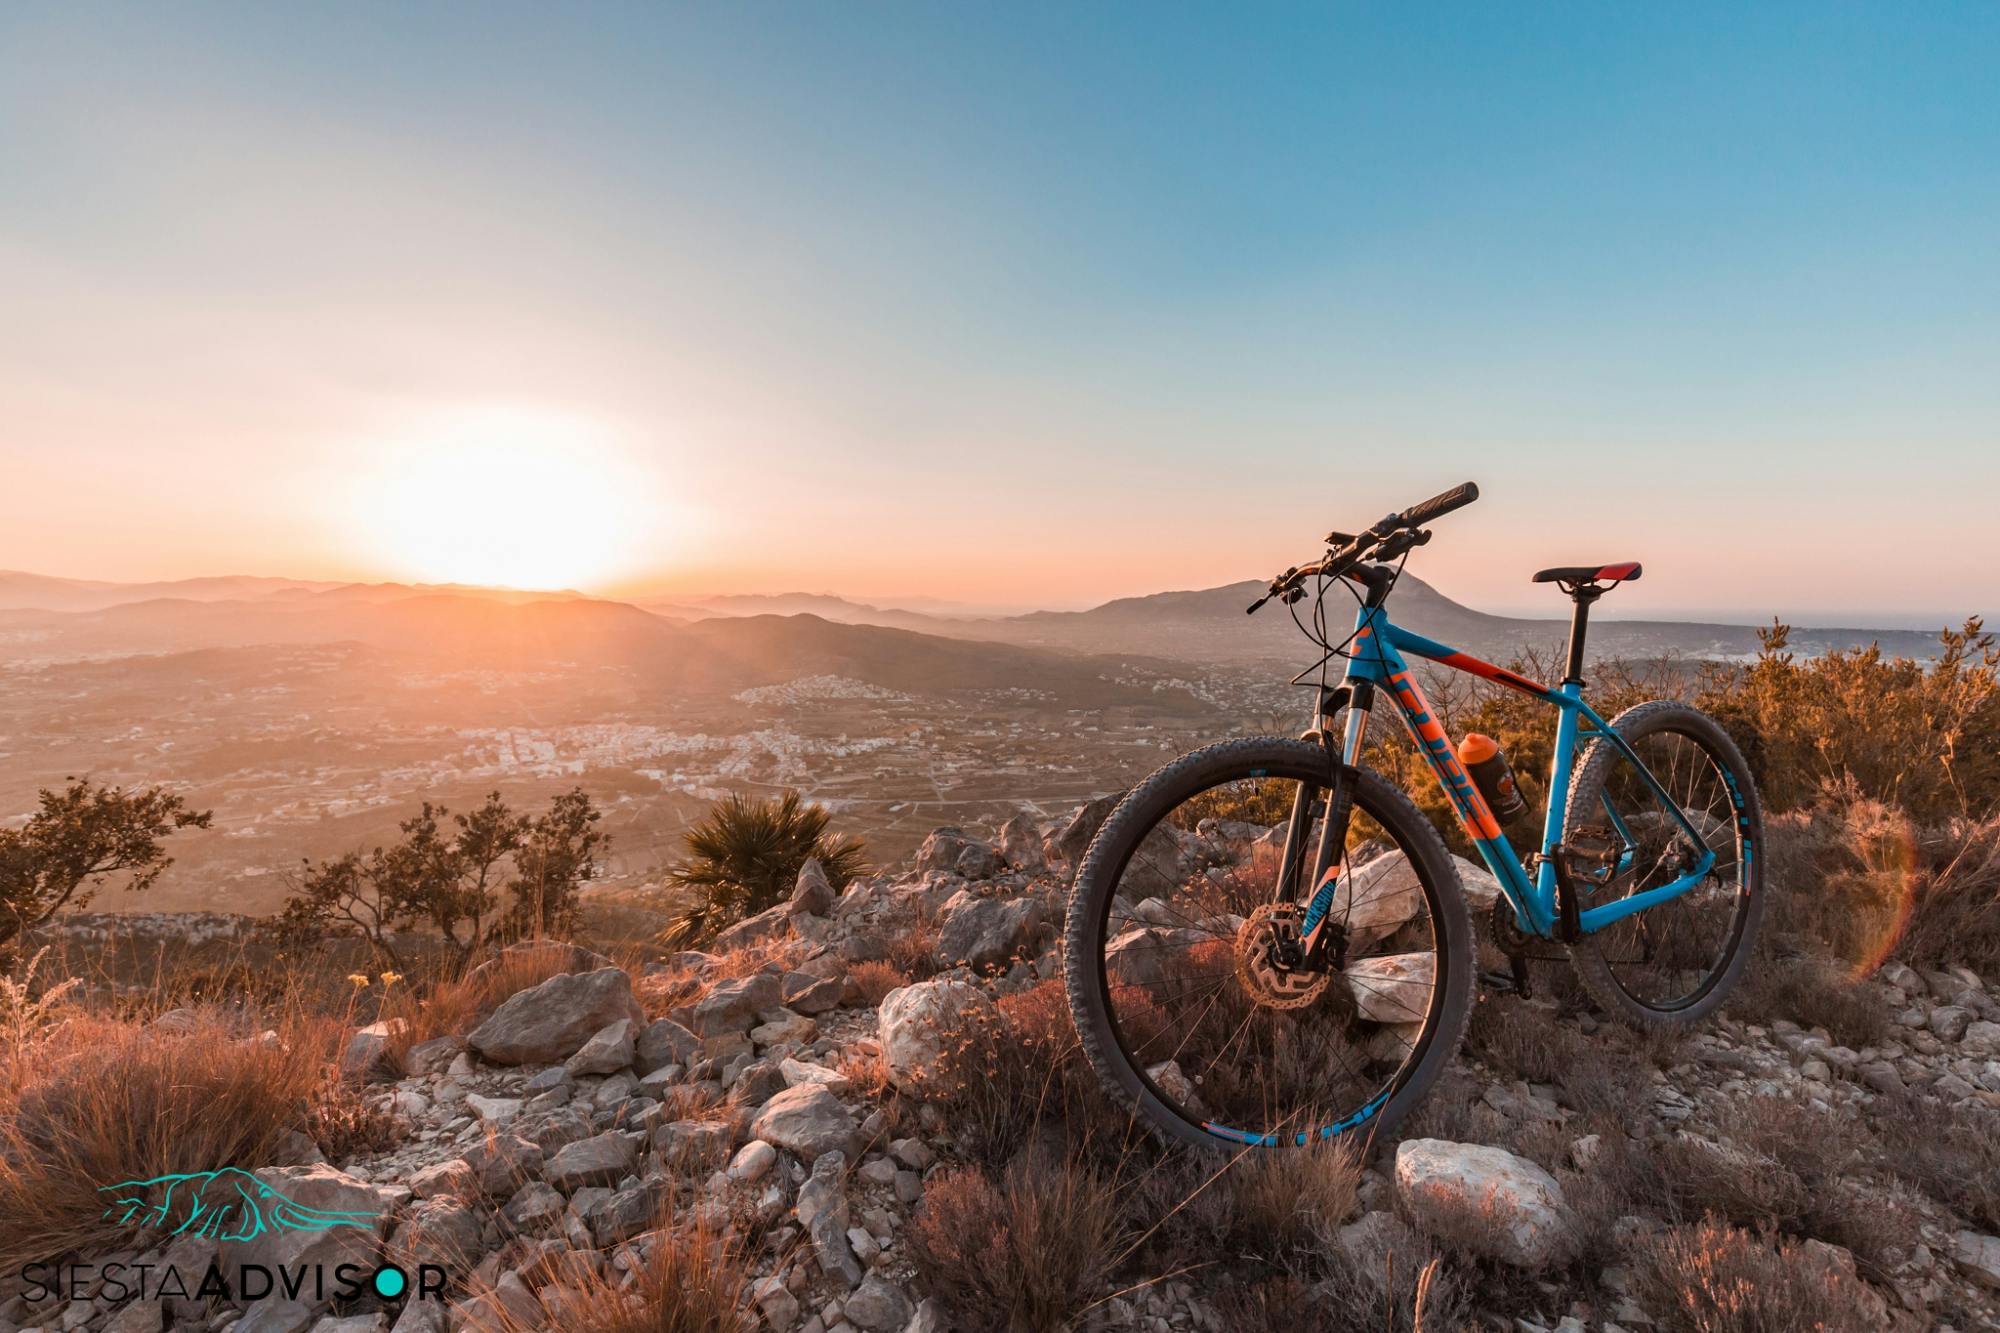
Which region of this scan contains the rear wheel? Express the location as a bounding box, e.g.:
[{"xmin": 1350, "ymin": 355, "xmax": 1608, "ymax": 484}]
[
  {"xmin": 1064, "ymin": 738, "xmax": 1474, "ymax": 1152},
  {"xmin": 1564, "ymin": 701, "xmax": 1763, "ymax": 1028}
]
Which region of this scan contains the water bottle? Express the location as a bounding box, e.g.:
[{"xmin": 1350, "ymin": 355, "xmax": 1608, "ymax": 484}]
[{"xmin": 1457, "ymin": 732, "xmax": 1528, "ymax": 822}]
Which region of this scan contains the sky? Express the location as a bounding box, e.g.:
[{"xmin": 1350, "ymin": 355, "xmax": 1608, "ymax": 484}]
[{"xmin": 1, "ymin": 4, "xmax": 1996, "ymax": 624}]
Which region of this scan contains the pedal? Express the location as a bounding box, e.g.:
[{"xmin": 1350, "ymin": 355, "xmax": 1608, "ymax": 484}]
[
  {"xmin": 1477, "ymin": 957, "xmax": 1534, "ymax": 999},
  {"xmin": 1509, "ymin": 951, "xmax": 1533, "ymax": 999}
]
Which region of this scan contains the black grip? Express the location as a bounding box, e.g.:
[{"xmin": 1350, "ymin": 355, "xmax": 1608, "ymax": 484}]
[{"xmin": 1402, "ymin": 481, "xmax": 1479, "ymax": 527}]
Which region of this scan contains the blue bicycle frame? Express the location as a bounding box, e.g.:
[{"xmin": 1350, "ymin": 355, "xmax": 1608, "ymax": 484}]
[{"xmin": 1337, "ymin": 605, "xmax": 1718, "ymax": 940}]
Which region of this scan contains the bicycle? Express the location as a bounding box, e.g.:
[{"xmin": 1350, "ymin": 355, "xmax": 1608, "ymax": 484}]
[{"xmin": 1063, "ymin": 482, "xmax": 1763, "ymax": 1150}]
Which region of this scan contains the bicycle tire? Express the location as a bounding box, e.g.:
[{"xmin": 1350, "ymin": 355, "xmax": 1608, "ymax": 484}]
[{"xmin": 1063, "ymin": 737, "xmax": 1475, "ymax": 1152}]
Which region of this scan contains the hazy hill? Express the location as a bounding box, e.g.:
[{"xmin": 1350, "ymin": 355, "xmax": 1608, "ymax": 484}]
[
  {"xmin": 657, "ymin": 592, "xmax": 955, "ymax": 634},
  {"xmin": 0, "ymin": 593, "xmax": 1161, "ymax": 705},
  {"xmin": 0, "ymin": 571, "xmax": 589, "ymax": 614}
]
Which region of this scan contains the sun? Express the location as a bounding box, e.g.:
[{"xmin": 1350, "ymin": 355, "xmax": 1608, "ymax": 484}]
[{"xmin": 352, "ymin": 409, "xmax": 655, "ymax": 590}]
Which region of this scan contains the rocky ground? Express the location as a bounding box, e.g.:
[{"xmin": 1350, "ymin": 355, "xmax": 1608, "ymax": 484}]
[{"xmin": 5, "ymin": 803, "xmax": 2000, "ymax": 1332}]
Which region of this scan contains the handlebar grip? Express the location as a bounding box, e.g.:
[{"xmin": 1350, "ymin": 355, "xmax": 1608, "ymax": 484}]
[{"xmin": 1402, "ymin": 481, "xmax": 1479, "ymax": 527}]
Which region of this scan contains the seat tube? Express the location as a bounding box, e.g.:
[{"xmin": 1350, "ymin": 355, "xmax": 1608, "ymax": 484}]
[{"xmin": 1538, "ymin": 684, "xmax": 1583, "ymax": 901}]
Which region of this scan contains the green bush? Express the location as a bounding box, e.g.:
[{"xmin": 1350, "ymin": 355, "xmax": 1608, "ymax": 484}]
[{"xmin": 661, "ymin": 790, "xmax": 866, "ymax": 946}]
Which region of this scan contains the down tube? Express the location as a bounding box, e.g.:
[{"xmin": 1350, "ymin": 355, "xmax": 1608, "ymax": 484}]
[{"xmin": 1353, "ymin": 617, "xmax": 1545, "ymax": 931}]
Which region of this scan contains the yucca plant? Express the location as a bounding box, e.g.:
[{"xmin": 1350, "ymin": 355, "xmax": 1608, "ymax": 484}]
[{"xmin": 661, "ymin": 791, "xmax": 866, "ymax": 947}]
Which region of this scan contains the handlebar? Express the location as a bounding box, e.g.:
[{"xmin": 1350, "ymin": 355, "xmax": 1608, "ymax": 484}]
[{"xmin": 1246, "ymin": 481, "xmax": 1478, "ymax": 615}]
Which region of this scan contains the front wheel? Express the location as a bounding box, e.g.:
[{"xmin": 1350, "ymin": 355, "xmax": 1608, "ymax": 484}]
[
  {"xmin": 1564, "ymin": 700, "xmax": 1764, "ymax": 1029},
  {"xmin": 1063, "ymin": 738, "xmax": 1474, "ymax": 1152}
]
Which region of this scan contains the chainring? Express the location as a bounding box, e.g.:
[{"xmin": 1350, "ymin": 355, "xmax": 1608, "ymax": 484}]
[{"xmin": 1234, "ymin": 903, "xmax": 1333, "ymax": 1010}]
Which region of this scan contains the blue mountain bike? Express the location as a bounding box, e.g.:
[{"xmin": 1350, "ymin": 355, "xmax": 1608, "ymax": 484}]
[{"xmin": 1063, "ymin": 483, "xmax": 1763, "ymax": 1150}]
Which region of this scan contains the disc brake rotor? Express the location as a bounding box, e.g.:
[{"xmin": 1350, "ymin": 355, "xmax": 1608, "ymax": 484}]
[{"xmin": 1234, "ymin": 903, "xmax": 1333, "ymax": 1010}]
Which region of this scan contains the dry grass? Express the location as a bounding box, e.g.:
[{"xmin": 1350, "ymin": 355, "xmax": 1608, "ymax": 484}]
[
  {"xmin": 848, "ymin": 960, "xmax": 908, "ymax": 1006},
  {"xmin": 1222, "ymin": 1141, "xmax": 1362, "ymax": 1255},
  {"xmin": 0, "ymin": 1010, "xmax": 336, "ymax": 1269},
  {"xmin": 882, "ymin": 911, "xmax": 943, "ymax": 981},
  {"xmin": 1655, "ymin": 1098, "xmax": 1920, "ymax": 1276},
  {"xmin": 907, "ymin": 1148, "xmax": 1124, "ymax": 1333},
  {"xmin": 486, "ymin": 1217, "xmax": 749, "ymax": 1333},
  {"xmin": 1629, "ymin": 1216, "xmax": 1885, "ymax": 1333},
  {"xmin": 1871, "ymin": 1091, "xmax": 2000, "ymax": 1233},
  {"xmin": 1726, "ymin": 956, "xmax": 1888, "ymax": 1048}
]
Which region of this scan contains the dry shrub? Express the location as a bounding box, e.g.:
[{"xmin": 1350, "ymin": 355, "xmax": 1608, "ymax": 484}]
[
  {"xmin": 921, "ymin": 977, "xmax": 1114, "ymax": 1167},
  {"xmin": 1463, "ymin": 993, "xmax": 1654, "ymax": 1122},
  {"xmin": 1216, "ymin": 1232, "xmax": 1469, "ymax": 1333},
  {"xmin": 1872, "ymin": 1091, "xmax": 2000, "ymax": 1232},
  {"xmin": 487, "ymin": 1217, "xmax": 748, "ymax": 1333},
  {"xmin": 1760, "ymin": 793, "xmax": 2000, "ymax": 980},
  {"xmin": 882, "ymin": 913, "xmax": 943, "ymax": 981},
  {"xmin": 1725, "ymin": 957, "xmax": 1887, "ymax": 1048},
  {"xmin": 1223, "ymin": 1140, "xmax": 1363, "ymax": 1254},
  {"xmin": 0, "ymin": 1011, "xmax": 334, "ymax": 1269},
  {"xmin": 1656, "ymin": 1098, "xmax": 1919, "ymax": 1276},
  {"xmin": 907, "ymin": 1149, "xmax": 1123, "ymax": 1333},
  {"xmin": 848, "ymin": 960, "xmax": 908, "ymax": 1007},
  {"xmin": 1630, "ymin": 1216, "xmax": 1883, "ymax": 1333},
  {"xmin": 833, "ymin": 1048, "xmax": 892, "ymax": 1100},
  {"xmin": 304, "ymin": 1077, "xmax": 399, "ymax": 1160}
]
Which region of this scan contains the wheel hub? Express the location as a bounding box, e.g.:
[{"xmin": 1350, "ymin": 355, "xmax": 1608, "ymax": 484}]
[{"xmin": 1234, "ymin": 904, "xmax": 1333, "ymax": 1010}]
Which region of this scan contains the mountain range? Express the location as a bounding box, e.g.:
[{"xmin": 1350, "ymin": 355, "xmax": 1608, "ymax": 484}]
[{"xmin": 0, "ymin": 568, "xmax": 1950, "ymax": 687}]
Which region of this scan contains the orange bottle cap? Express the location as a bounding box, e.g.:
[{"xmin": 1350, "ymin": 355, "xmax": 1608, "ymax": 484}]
[{"xmin": 1458, "ymin": 732, "xmax": 1499, "ymax": 764}]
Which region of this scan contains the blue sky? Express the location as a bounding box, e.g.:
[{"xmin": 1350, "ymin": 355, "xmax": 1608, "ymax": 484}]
[{"xmin": 1, "ymin": 4, "xmax": 1995, "ymax": 622}]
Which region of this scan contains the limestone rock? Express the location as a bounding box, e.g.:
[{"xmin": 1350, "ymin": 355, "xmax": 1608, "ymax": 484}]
[
  {"xmin": 878, "ymin": 979, "xmax": 997, "ymax": 1089},
  {"xmin": 1395, "ymin": 1139, "xmax": 1571, "ymax": 1268},
  {"xmin": 466, "ymin": 967, "xmax": 644, "ymax": 1066}
]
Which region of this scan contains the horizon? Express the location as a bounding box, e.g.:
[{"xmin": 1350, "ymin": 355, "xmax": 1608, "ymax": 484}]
[
  {"xmin": 4, "ymin": 5, "xmax": 1998, "ymax": 621},
  {"xmin": 0, "ymin": 560, "xmax": 1975, "ymax": 633}
]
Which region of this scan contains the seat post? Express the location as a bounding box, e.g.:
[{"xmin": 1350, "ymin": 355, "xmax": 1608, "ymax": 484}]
[{"xmin": 1563, "ymin": 585, "xmax": 1603, "ymax": 686}]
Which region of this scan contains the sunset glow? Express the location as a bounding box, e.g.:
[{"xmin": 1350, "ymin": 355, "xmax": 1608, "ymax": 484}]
[{"xmin": 349, "ymin": 409, "xmax": 658, "ymax": 590}]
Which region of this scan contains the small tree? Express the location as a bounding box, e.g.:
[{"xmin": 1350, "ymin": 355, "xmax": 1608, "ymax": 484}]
[
  {"xmin": 508, "ymin": 788, "xmax": 606, "ymax": 940},
  {"xmin": 663, "ymin": 790, "xmax": 866, "ymax": 946},
  {"xmin": 280, "ymin": 789, "xmax": 607, "ymax": 967},
  {"xmin": 0, "ymin": 778, "xmax": 212, "ymax": 952}
]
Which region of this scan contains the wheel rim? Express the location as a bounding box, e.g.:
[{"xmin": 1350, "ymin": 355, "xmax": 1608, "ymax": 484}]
[
  {"xmin": 1580, "ymin": 726, "xmax": 1754, "ymax": 1012},
  {"xmin": 1091, "ymin": 767, "xmax": 1449, "ymax": 1146}
]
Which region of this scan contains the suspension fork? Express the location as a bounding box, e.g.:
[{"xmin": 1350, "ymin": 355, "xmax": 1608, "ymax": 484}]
[{"xmin": 1272, "ymin": 685, "xmax": 1371, "ymax": 964}]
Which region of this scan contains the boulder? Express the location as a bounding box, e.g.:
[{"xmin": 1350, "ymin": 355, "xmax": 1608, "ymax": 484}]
[
  {"xmin": 915, "ymin": 828, "xmax": 970, "ymax": 875},
  {"xmin": 1049, "ymin": 795, "xmax": 1119, "ymax": 870},
  {"xmin": 690, "ymin": 973, "xmax": 783, "ymax": 1037},
  {"xmin": 782, "ymin": 972, "xmax": 846, "ymax": 1015},
  {"xmin": 1394, "ymin": 1139, "xmax": 1571, "ymax": 1268},
  {"xmin": 797, "ymin": 1150, "xmax": 863, "ymax": 1287},
  {"xmin": 790, "ymin": 858, "xmax": 837, "ymax": 915},
  {"xmin": 563, "ymin": 1019, "xmax": 637, "ymax": 1077},
  {"xmin": 1345, "ymin": 952, "xmax": 1434, "ymax": 1024},
  {"xmin": 1102, "ymin": 926, "xmax": 1205, "ymax": 992},
  {"xmin": 954, "ymin": 841, "xmax": 1004, "ymax": 880},
  {"xmin": 1953, "ymin": 1231, "xmax": 2000, "ymax": 1290},
  {"xmin": 713, "ymin": 902, "xmax": 793, "ymax": 952},
  {"xmin": 634, "ymin": 1017, "xmax": 702, "ymax": 1072},
  {"xmin": 654, "ymin": 1119, "xmax": 734, "ymax": 1173},
  {"xmin": 997, "ymin": 813, "xmax": 1046, "ymax": 872},
  {"xmin": 466, "ymin": 967, "xmax": 644, "ymax": 1066},
  {"xmin": 340, "ymin": 1022, "xmax": 401, "ymax": 1083},
  {"xmin": 220, "ymin": 1165, "xmax": 390, "ymax": 1275},
  {"xmin": 878, "ymin": 979, "xmax": 997, "ymax": 1089},
  {"xmin": 936, "ymin": 892, "xmax": 1045, "ymax": 972},
  {"xmin": 749, "ymin": 1083, "xmax": 857, "ymax": 1161},
  {"xmin": 845, "ymin": 1274, "xmax": 915, "ymax": 1329},
  {"xmin": 408, "ymin": 1159, "xmax": 478, "ymax": 1204},
  {"xmin": 390, "ymin": 1196, "xmax": 484, "ymax": 1271},
  {"xmin": 462, "ymin": 1134, "xmax": 544, "ymax": 1197},
  {"xmin": 543, "ymin": 1130, "xmax": 636, "ymax": 1192},
  {"xmin": 401, "ymin": 1036, "xmax": 462, "ymax": 1078}
]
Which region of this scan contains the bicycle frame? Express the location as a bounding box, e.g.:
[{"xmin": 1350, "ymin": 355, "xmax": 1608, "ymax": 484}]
[{"xmin": 1332, "ymin": 604, "xmax": 1720, "ymax": 940}]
